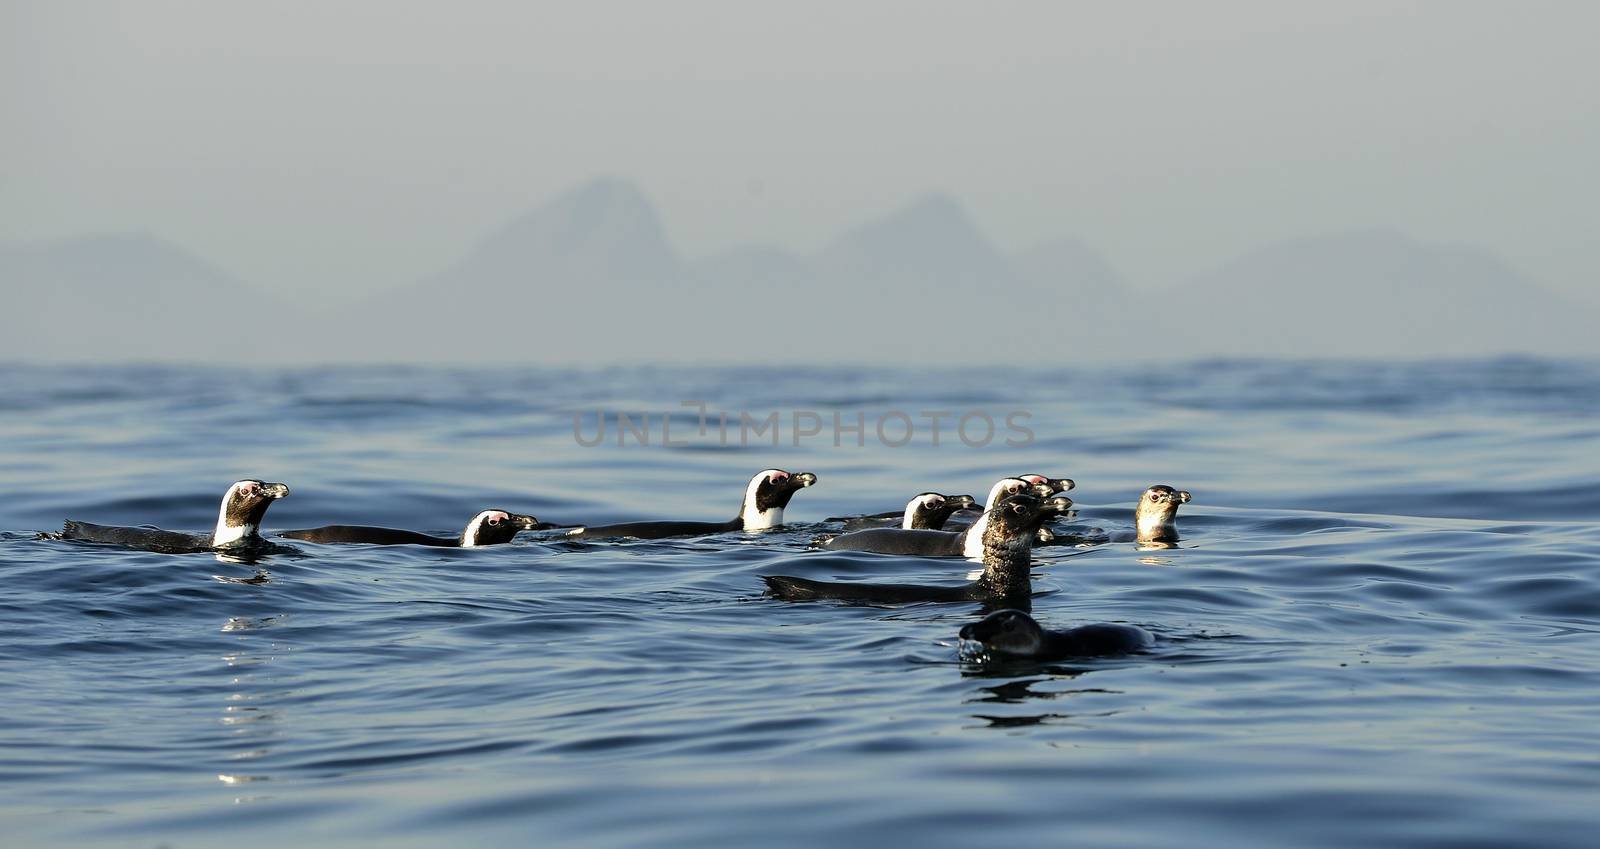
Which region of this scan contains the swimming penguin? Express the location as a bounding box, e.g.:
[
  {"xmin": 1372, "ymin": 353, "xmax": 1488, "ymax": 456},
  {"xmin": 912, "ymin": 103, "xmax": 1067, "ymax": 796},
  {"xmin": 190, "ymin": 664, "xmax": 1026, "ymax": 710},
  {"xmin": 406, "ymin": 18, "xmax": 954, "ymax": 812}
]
[
  {"xmin": 278, "ymin": 509, "xmax": 553, "ymax": 547},
  {"xmin": 54, "ymin": 479, "xmax": 291, "ymax": 553},
  {"xmin": 565, "ymin": 469, "xmax": 817, "ymax": 540},
  {"xmin": 943, "ymin": 473, "xmax": 1075, "ymax": 541},
  {"xmin": 1017, "ymin": 474, "xmax": 1075, "ymax": 494},
  {"xmin": 822, "ymin": 477, "xmax": 1056, "ymax": 558},
  {"xmin": 1036, "ymin": 484, "xmax": 1193, "ymax": 546},
  {"xmin": 763, "ymin": 493, "xmax": 1071, "ymax": 605},
  {"xmin": 957, "ymin": 609, "xmax": 1151, "ymax": 659},
  {"xmin": 1136, "ymin": 485, "xmax": 1191, "ymax": 543},
  {"xmin": 829, "ymin": 492, "xmax": 978, "ymax": 531}
]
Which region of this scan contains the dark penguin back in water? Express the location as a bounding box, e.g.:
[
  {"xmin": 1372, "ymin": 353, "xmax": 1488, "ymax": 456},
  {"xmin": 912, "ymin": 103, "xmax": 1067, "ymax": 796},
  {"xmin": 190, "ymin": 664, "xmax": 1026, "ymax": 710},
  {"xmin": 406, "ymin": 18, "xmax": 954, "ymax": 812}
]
[
  {"xmin": 565, "ymin": 518, "xmax": 741, "ymax": 540},
  {"xmin": 821, "ymin": 527, "xmax": 966, "ymax": 555},
  {"xmin": 765, "ymin": 494, "xmax": 1066, "ymax": 606},
  {"xmin": 959, "ymin": 609, "xmax": 1151, "ymax": 659},
  {"xmin": 278, "ymin": 525, "xmax": 461, "ymax": 546},
  {"xmin": 58, "ymin": 521, "xmax": 213, "ymax": 554}
]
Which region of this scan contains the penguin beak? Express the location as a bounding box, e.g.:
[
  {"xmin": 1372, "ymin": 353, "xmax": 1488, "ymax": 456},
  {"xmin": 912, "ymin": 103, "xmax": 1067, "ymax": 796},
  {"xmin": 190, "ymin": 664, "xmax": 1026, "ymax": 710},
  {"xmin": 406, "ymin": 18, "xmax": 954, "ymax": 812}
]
[
  {"xmin": 509, "ymin": 514, "xmax": 553, "ymax": 531},
  {"xmin": 261, "ymin": 483, "xmax": 290, "ymax": 499},
  {"xmin": 1026, "ymin": 482, "xmax": 1055, "ymax": 498},
  {"xmin": 1177, "ymin": 491, "xmax": 1192, "ymax": 504},
  {"xmin": 950, "ymin": 494, "xmax": 977, "ymax": 510},
  {"xmin": 1051, "ymin": 478, "xmax": 1075, "ymax": 493},
  {"xmin": 789, "ymin": 472, "xmax": 817, "ymax": 490},
  {"xmin": 1044, "ymin": 495, "xmax": 1074, "ymax": 513}
]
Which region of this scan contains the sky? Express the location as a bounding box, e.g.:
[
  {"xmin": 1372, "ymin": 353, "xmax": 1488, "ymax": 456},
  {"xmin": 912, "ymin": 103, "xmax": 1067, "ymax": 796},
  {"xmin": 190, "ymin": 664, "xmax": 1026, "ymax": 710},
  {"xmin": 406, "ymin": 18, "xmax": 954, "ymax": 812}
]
[{"xmin": 4, "ymin": 0, "xmax": 1598, "ymax": 307}]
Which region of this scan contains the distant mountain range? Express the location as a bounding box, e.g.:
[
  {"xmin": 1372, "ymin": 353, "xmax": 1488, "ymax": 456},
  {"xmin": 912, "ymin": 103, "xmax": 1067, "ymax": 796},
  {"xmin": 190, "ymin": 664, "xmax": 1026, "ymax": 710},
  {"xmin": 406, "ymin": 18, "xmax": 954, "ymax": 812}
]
[{"xmin": 4, "ymin": 178, "xmax": 1596, "ymax": 363}]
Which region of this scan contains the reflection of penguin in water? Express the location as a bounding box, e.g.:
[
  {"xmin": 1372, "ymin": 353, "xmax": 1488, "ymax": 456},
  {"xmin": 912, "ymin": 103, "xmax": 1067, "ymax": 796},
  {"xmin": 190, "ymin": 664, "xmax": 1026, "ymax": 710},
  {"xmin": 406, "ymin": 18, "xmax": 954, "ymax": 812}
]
[
  {"xmin": 958, "ymin": 609, "xmax": 1151, "ymax": 660},
  {"xmin": 52, "ymin": 479, "xmax": 290, "ymax": 553},
  {"xmin": 566, "ymin": 469, "xmax": 816, "ymax": 540},
  {"xmin": 763, "ymin": 493, "xmax": 1071, "ymax": 606},
  {"xmin": 279, "ymin": 509, "xmax": 553, "ymax": 547},
  {"xmin": 829, "ymin": 492, "xmax": 977, "ymax": 531}
]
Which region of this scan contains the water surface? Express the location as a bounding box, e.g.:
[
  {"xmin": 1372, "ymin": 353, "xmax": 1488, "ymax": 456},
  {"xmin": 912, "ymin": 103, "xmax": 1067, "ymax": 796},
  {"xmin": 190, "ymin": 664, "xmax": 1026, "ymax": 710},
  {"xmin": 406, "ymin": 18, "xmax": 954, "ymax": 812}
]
[{"xmin": 2, "ymin": 359, "xmax": 1598, "ymax": 847}]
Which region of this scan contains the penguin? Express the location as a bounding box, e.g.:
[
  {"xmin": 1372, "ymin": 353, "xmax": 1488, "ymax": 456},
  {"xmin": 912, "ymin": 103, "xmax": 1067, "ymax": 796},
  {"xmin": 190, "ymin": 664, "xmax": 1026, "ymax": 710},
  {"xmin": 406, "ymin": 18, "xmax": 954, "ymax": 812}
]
[
  {"xmin": 1017, "ymin": 474, "xmax": 1075, "ymax": 494},
  {"xmin": 957, "ymin": 609, "xmax": 1151, "ymax": 659},
  {"xmin": 278, "ymin": 509, "xmax": 553, "ymax": 547},
  {"xmin": 1135, "ymin": 485, "xmax": 1191, "ymax": 543},
  {"xmin": 54, "ymin": 480, "xmax": 290, "ymax": 553},
  {"xmin": 944, "ymin": 473, "xmax": 1075, "ymax": 541},
  {"xmin": 762, "ymin": 493, "xmax": 1071, "ymax": 606},
  {"xmin": 1048, "ymin": 485, "xmax": 1192, "ymax": 546},
  {"xmin": 565, "ymin": 469, "xmax": 817, "ymax": 540},
  {"xmin": 828, "ymin": 492, "xmax": 977, "ymax": 531},
  {"xmin": 842, "ymin": 475, "xmax": 1071, "ymax": 530},
  {"xmin": 822, "ymin": 477, "xmax": 1057, "ymax": 558}
]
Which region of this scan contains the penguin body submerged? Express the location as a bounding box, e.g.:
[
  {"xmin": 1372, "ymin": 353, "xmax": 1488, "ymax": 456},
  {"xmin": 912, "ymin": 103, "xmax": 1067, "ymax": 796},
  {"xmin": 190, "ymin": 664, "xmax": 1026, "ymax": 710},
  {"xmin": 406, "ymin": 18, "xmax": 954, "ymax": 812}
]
[
  {"xmin": 279, "ymin": 510, "xmax": 551, "ymax": 547},
  {"xmin": 829, "ymin": 492, "xmax": 977, "ymax": 531},
  {"xmin": 823, "ymin": 477, "xmax": 1056, "ymax": 558},
  {"xmin": 958, "ymin": 609, "xmax": 1151, "ymax": 659},
  {"xmin": 566, "ymin": 470, "xmax": 816, "ymax": 540},
  {"xmin": 764, "ymin": 493, "xmax": 1071, "ymax": 606},
  {"xmin": 56, "ymin": 480, "xmax": 290, "ymax": 553}
]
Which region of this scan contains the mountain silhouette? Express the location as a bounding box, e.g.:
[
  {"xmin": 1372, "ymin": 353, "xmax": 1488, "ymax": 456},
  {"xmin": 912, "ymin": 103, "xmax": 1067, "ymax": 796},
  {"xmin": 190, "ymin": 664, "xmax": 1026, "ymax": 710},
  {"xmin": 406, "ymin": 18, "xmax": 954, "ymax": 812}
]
[
  {"xmin": 0, "ymin": 233, "xmax": 298, "ymax": 361},
  {"xmin": 1161, "ymin": 230, "xmax": 1599, "ymax": 357},
  {"xmin": 6, "ymin": 182, "xmax": 1594, "ymax": 363}
]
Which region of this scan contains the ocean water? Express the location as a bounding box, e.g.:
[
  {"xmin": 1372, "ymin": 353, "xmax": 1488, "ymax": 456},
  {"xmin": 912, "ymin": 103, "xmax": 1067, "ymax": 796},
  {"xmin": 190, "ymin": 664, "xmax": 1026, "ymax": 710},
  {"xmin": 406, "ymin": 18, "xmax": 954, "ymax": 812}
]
[{"xmin": 1, "ymin": 359, "xmax": 1598, "ymax": 848}]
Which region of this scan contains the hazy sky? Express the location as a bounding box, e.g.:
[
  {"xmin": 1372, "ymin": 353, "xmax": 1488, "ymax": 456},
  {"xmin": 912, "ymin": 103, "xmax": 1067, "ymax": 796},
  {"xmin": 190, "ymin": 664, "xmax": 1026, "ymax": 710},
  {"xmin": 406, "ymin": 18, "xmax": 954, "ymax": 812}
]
[{"xmin": 4, "ymin": 1, "xmax": 1597, "ymax": 306}]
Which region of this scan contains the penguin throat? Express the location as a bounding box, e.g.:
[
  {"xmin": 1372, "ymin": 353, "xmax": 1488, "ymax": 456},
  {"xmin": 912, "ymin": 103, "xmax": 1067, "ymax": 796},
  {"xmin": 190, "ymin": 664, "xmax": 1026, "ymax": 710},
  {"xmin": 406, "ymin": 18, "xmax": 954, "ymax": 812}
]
[
  {"xmin": 962, "ymin": 513, "xmax": 990, "ymax": 559},
  {"xmin": 1137, "ymin": 511, "xmax": 1177, "ymax": 542},
  {"xmin": 741, "ymin": 503, "xmax": 783, "ymax": 530},
  {"xmin": 213, "ymin": 520, "xmax": 256, "ymax": 547},
  {"xmin": 460, "ymin": 515, "xmax": 489, "ymax": 547}
]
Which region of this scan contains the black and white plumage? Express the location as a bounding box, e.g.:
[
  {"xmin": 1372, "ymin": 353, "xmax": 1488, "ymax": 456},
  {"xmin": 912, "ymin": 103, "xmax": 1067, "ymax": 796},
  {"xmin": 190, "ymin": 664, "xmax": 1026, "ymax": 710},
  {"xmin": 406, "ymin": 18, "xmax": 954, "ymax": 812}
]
[
  {"xmin": 822, "ymin": 477, "xmax": 1057, "ymax": 559},
  {"xmin": 278, "ymin": 509, "xmax": 553, "ymax": 547},
  {"xmin": 56, "ymin": 479, "xmax": 290, "ymax": 553},
  {"xmin": 565, "ymin": 469, "xmax": 817, "ymax": 540},
  {"xmin": 1135, "ymin": 485, "xmax": 1191, "ymax": 543},
  {"xmin": 829, "ymin": 492, "xmax": 977, "ymax": 531},
  {"xmin": 763, "ymin": 493, "xmax": 1072, "ymax": 606}
]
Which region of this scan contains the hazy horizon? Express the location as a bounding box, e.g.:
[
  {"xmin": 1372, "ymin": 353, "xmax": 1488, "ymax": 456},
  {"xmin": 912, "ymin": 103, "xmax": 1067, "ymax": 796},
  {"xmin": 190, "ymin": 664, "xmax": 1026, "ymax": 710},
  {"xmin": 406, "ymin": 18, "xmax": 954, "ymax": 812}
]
[
  {"xmin": 6, "ymin": 3, "xmax": 1598, "ymax": 295},
  {"xmin": 4, "ymin": 2, "xmax": 1598, "ymax": 363}
]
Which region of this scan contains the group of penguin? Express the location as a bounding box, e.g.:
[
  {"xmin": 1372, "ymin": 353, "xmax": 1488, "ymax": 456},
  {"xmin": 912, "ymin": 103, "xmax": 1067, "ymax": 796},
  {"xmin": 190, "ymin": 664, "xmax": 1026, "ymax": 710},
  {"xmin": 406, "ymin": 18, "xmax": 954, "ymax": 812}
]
[{"xmin": 48, "ymin": 469, "xmax": 1194, "ymax": 661}]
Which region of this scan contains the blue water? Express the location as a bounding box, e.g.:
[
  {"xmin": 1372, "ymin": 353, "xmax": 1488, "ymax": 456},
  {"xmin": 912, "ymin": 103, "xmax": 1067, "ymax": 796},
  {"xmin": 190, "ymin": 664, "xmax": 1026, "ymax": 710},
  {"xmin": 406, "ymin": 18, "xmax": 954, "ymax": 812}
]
[{"xmin": 2, "ymin": 359, "xmax": 1598, "ymax": 848}]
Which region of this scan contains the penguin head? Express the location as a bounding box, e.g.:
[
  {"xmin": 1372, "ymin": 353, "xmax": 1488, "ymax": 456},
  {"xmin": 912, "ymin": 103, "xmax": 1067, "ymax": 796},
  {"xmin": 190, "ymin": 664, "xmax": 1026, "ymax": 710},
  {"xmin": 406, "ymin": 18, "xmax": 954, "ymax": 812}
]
[
  {"xmin": 981, "ymin": 492, "xmax": 1065, "ymax": 550},
  {"xmin": 460, "ymin": 510, "xmax": 544, "ymax": 547},
  {"xmin": 903, "ymin": 491, "xmax": 976, "ymax": 529},
  {"xmin": 1136, "ymin": 485, "xmax": 1191, "ymax": 542},
  {"xmin": 214, "ymin": 479, "xmax": 290, "ymax": 545},
  {"xmin": 984, "ymin": 477, "xmax": 1054, "ymax": 507},
  {"xmin": 958, "ymin": 609, "xmax": 1046, "ymax": 657},
  {"xmin": 1017, "ymin": 473, "xmax": 1075, "ymax": 494},
  {"xmin": 1138, "ymin": 485, "xmax": 1191, "ymax": 512},
  {"xmin": 738, "ymin": 469, "xmax": 817, "ymax": 530}
]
